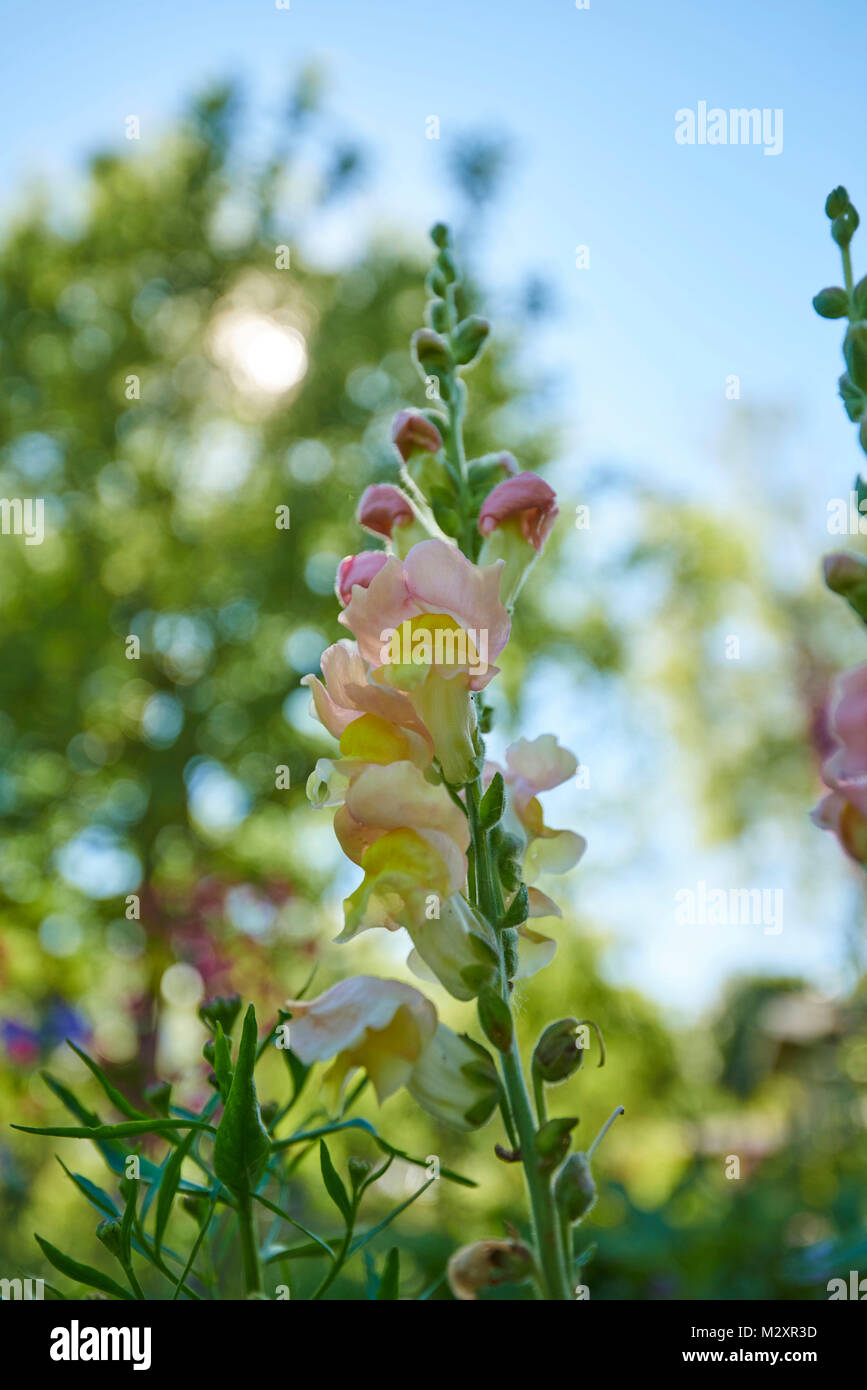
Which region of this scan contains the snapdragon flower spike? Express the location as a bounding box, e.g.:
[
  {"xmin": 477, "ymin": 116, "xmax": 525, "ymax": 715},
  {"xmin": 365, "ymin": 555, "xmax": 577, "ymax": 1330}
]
[
  {"xmin": 335, "ymin": 551, "xmax": 389, "ymax": 607},
  {"xmin": 284, "ymin": 975, "xmax": 437, "ymax": 1103},
  {"xmin": 812, "ymin": 663, "xmax": 867, "ymax": 864},
  {"xmin": 478, "ymin": 472, "xmax": 559, "ymax": 607},
  {"xmin": 339, "ymin": 537, "xmax": 510, "ymax": 784},
  {"xmin": 356, "ymin": 483, "xmax": 414, "ymax": 540}
]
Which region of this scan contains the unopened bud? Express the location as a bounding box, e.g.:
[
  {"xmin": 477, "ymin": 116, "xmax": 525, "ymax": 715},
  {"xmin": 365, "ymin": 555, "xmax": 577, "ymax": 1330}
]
[
  {"xmin": 833, "ymin": 207, "xmax": 860, "ymax": 249},
  {"xmin": 144, "ymin": 1080, "xmax": 172, "ymax": 1116},
  {"xmin": 430, "ymin": 222, "xmax": 451, "ymax": 250},
  {"xmin": 533, "ymin": 1018, "xmax": 582, "ymax": 1083},
  {"xmin": 391, "ymin": 409, "xmax": 443, "ymax": 462},
  {"xmin": 554, "ymin": 1152, "xmax": 596, "ymax": 1224},
  {"xmin": 412, "ymin": 329, "xmax": 453, "ymax": 378},
  {"xmin": 825, "ymin": 186, "xmax": 850, "ymax": 220},
  {"xmin": 96, "ymin": 1218, "xmax": 125, "ymax": 1260},
  {"xmin": 824, "ymin": 551, "xmax": 867, "ymax": 622},
  {"xmin": 348, "ymin": 1156, "xmax": 372, "ymax": 1193},
  {"xmin": 451, "ymin": 314, "xmax": 490, "ymax": 366},
  {"xmin": 813, "ymin": 286, "xmax": 849, "ymax": 319},
  {"xmin": 199, "ymin": 994, "xmax": 242, "ymax": 1036}
]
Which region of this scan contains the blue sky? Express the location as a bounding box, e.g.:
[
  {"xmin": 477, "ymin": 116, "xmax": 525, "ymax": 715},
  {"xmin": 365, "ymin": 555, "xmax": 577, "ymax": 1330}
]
[{"xmin": 4, "ymin": 0, "xmax": 867, "ymax": 1010}]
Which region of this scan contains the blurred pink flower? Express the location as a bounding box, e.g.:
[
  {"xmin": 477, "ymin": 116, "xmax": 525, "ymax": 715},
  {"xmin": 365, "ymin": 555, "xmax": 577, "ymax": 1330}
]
[{"xmin": 812, "ymin": 663, "xmax": 867, "ymax": 864}]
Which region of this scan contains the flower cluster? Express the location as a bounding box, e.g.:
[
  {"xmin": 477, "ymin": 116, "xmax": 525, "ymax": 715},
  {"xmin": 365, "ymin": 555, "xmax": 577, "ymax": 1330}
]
[{"xmin": 293, "ymin": 226, "xmax": 620, "ymax": 1301}]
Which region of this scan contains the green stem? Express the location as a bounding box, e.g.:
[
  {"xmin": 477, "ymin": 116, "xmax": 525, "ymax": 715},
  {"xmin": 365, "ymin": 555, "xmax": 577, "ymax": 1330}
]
[
  {"xmin": 466, "ymin": 775, "xmax": 572, "ymax": 1301},
  {"xmin": 237, "ymin": 1192, "xmax": 263, "ymax": 1295},
  {"xmin": 842, "ymin": 243, "xmax": 854, "ymax": 299}
]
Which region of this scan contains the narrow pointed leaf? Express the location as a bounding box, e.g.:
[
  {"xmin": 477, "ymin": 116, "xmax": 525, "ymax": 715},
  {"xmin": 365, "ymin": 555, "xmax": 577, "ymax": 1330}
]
[
  {"xmin": 376, "ymin": 1248, "xmax": 400, "ymax": 1300},
  {"xmin": 35, "ymin": 1235, "xmax": 134, "ymax": 1301},
  {"xmin": 66, "ymin": 1040, "xmax": 149, "ymax": 1121},
  {"xmin": 12, "ymin": 1119, "xmax": 213, "ymax": 1140},
  {"xmin": 213, "ymin": 1004, "xmax": 271, "ymax": 1194},
  {"xmin": 319, "ymin": 1140, "xmax": 352, "ymax": 1224},
  {"xmin": 55, "ymin": 1157, "xmax": 119, "ymax": 1220}
]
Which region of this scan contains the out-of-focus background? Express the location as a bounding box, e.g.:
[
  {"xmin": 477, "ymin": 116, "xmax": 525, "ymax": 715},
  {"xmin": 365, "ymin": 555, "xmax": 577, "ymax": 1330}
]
[{"xmin": 2, "ymin": 0, "xmax": 867, "ymax": 1299}]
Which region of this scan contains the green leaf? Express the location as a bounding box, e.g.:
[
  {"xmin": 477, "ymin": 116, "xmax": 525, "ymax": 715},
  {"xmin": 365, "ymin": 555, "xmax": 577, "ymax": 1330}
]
[
  {"xmin": 55, "ymin": 1157, "xmax": 119, "ymax": 1219},
  {"xmin": 272, "ymin": 1117, "xmax": 476, "ymax": 1187},
  {"xmin": 501, "ymin": 883, "xmax": 529, "ymax": 929},
  {"xmin": 35, "ymin": 1235, "xmax": 133, "ymax": 1301},
  {"xmin": 840, "ymin": 373, "xmax": 866, "ymax": 422},
  {"xmin": 478, "ymin": 986, "xmax": 514, "ymax": 1053},
  {"xmin": 479, "ymin": 771, "xmax": 505, "ymax": 829},
  {"xmin": 534, "ymin": 1116, "xmax": 578, "ymax": 1172},
  {"xmin": 349, "ymin": 1178, "xmax": 435, "ymax": 1257},
  {"xmin": 262, "ymin": 1241, "xmax": 328, "ymax": 1264},
  {"xmin": 154, "ymin": 1128, "xmax": 198, "ymax": 1258},
  {"xmin": 212, "ymin": 1003, "xmax": 271, "ymax": 1195},
  {"xmin": 40, "ymin": 1071, "xmax": 99, "ymax": 1127},
  {"xmin": 119, "ymin": 1177, "xmax": 138, "ymax": 1264},
  {"xmin": 66, "ymin": 1040, "xmax": 149, "ymax": 1122},
  {"xmin": 376, "ymin": 1248, "xmax": 400, "ymax": 1300},
  {"xmin": 12, "ymin": 1119, "xmax": 213, "ymax": 1140},
  {"xmin": 319, "ymin": 1140, "xmax": 352, "ymax": 1224},
  {"xmin": 251, "ymin": 1191, "xmax": 333, "ymax": 1256}
]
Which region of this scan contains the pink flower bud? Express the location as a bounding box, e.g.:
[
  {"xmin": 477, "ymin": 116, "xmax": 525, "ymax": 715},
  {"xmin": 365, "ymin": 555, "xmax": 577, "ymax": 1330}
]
[
  {"xmin": 335, "ymin": 551, "xmax": 388, "ymax": 607},
  {"xmin": 391, "ymin": 410, "xmax": 443, "ymax": 462},
  {"xmin": 478, "ymin": 472, "xmax": 558, "ymax": 552},
  {"xmin": 356, "ymin": 484, "xmax": 414, "ymax": 539}
]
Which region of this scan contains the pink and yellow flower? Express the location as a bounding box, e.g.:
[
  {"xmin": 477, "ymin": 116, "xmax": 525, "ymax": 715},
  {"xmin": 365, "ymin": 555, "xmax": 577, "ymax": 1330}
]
[
  {"xmin": 335, "ymin": 760, "xmax": 470, "ymax": 939},
  {"xmin": 285, "ymin": 975, "xmax": 437, "ymax": 1102},
  {"xmin": 338, "ymin": 539, "xmax": 510, "ymax": 784}
]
